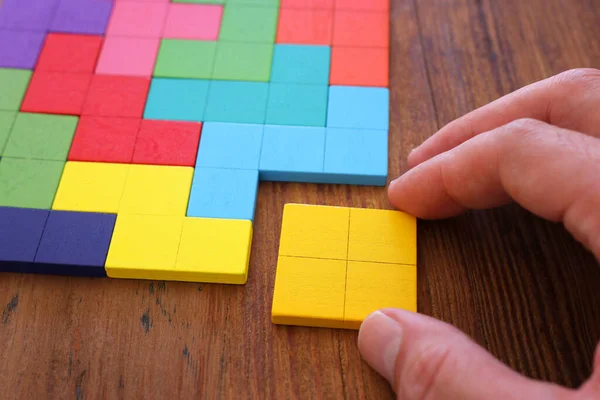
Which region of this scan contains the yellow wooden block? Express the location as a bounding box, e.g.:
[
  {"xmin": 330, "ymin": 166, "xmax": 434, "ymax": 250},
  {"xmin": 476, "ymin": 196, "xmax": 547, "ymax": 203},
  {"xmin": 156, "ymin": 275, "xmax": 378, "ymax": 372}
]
[
  {"xmin": 105, "ymin": 214, "xmax": 183, "ymax": 280},
  {"xmin": 344, "ymin": 261, "xmax": 417, "ymax": 329},
  {"xmin": 175, "ymin": 217, "xmax": 252, "ymax": 284},
  {"xmin": 271, "ymin": 256, "xmax": 346, "ymax": 329},
  {"xmin": 348, "ymin": 208, "xmax": 417, "ymax": 265},
  {"xmin": 52, "ymin": 161, "xmax": 129, "ymax": 213},
  {"xmin": 119, "ymin": 164, "xmax": 193, "ymax": 216},
  {"xmin": 278, "ymin": 203, "xmax": 350, "ymax": 260}
]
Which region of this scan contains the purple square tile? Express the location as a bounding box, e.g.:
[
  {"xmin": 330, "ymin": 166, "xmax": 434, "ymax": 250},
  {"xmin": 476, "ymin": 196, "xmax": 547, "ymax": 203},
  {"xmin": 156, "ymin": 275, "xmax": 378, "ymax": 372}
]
[
  {"xmin": 0, "ymin": 206, "xmax": 49, "ymax": 263},
  {"xmin": 50, "ymin": 0, "xmax": 113, "ymax": 35},
  {"xmin": 0, "ymin": 30, "xmax": 46, "ymax": 69},
  {"xmin": 0, "ymin": 0, "xmax": 59, "ymax": 32}
]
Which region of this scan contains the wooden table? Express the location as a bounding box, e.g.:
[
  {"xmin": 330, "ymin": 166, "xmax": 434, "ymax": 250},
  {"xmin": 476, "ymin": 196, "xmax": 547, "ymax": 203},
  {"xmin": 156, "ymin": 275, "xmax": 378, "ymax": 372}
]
[{"xmin": 2, "ymin": 0, "xmax": 600, "ymax": 398}]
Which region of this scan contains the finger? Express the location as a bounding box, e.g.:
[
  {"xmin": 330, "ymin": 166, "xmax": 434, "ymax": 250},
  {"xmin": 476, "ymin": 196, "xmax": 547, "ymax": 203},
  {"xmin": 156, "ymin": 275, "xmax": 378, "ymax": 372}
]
[
  {"xmin": 389, "ymin": 119, "xmax": 600, "ymax": 259},
  {"xmin": 358, "ymin": 309, "xmax": 573, "ymax": 400},
  {"xmin": 409, "ymin": 68, "xmax": 600, "ymax": 168},
  {"xmin": 579, "ymin": 342, "xmax": 600, "ymax": 396}
]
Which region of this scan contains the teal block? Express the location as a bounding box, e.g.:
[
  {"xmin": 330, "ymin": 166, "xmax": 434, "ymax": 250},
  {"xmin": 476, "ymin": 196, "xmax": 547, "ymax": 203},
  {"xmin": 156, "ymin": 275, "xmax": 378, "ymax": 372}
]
[
  {"xmin": 271, "ymin": 45, "xmax": 331, "ymax": 85},
  {"xmin": 187, "ymin": 167, "xmax": 259, "ymax": 221},
  {"xmin": 196, "ymin": 122, "xmax": 263, "ymax": 170},
  {"xmin": 144, "ymin": 78, "xmax": 210, "ymax": 122},
  {"xmin": 259, "ymin": 125, "xmax": 325, "ymax": 183},
  {"xmin": 327, "ymin": 86, "xmax": 389, "ymax": 130},
  {"xmin": 205, "ymin": 80, "xmax": 268, "ymax": 124},
  {"xmin": 323, "ymin": 128, "xmax": 388, "ymax": 186},
  {"xmin": 265, "ymin": 83, "xmax": 328, "ymax": 127}
]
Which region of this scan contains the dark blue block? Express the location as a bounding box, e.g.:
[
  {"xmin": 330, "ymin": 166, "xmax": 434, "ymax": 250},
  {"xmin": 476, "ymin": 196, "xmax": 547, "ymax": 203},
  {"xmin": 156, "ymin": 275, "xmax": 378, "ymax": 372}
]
[
  {"xmin": 0, "ymin": 206, "xmax": 49, "ymax": 264},
  {"xmin": 34, "ymin": 210, "xmax": 116, "ymax": 277}
]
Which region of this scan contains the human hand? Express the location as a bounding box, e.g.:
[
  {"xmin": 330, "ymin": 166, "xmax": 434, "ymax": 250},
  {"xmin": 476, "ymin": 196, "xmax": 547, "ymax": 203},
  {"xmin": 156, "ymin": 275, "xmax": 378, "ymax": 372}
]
[{"xmin": 358, "ymin": 68, "xmax": 600, "ymax": 399}]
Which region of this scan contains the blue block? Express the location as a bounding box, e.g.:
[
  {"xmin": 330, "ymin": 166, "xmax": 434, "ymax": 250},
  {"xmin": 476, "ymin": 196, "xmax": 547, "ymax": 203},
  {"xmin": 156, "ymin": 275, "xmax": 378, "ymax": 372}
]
[
  {"xmin": 327, "ymin": 86, "xmax": 389, "ymax": 130},
  {"xmin": 323, "ymin": 128, "xmax": 388, "ymax": 186},
  {"xmin": 144, "ymin": 78, "xmax": 209, "ymax": 122},
  {"xmin": 259, "ymin": 125, "xmax": 325, "ymax": 183},
  {"xmin": 0, "ymin": 206, "xmax": 48, "ymax": 264},
  {"xmin": 270, "ymin": 45, "xmax": 331, "ymax": 85},
  {"xmin": 34, "ymin": 210, "xmax": 116, "ymax": 276},
  {"xmin": 266, "ymin": 83, "xmax": 328, "ymax": 127},
  {"xmin": 204, "ymin": 81, "xmax": 268, "ymax": 124},
  {"xmin": 187, "ymin": 167, "xmax": 259, "ymax": 221},
  {"xmin": 196, "ymin": 122, "xmax": 263, "ymax": 170}
]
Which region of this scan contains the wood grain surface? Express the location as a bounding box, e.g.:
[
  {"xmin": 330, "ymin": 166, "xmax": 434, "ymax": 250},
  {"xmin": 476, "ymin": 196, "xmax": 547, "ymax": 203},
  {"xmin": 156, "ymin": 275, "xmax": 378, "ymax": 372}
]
[{"xmin": 2, "ymin": 0, "xmax": 600, "ymax": 398}]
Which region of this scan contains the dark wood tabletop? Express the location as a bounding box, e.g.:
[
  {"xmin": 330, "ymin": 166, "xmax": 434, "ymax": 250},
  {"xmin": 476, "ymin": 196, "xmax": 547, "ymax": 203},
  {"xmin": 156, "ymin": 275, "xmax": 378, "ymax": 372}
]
[{"xmin": 2, "ymin": 0, "xmax": 600, "ymax": 398}]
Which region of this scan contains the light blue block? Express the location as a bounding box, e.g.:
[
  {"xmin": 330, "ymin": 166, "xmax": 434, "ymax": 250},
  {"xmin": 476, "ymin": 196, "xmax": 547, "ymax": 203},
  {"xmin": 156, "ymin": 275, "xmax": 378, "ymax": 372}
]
[
  {"xmin": 327, "ymin": 86, "xmax": 389, "ymax": 130},
  {"xmin": 265, "ymin": 83, "xmax": 328, "ymax": 127},
  {"xmin": 204, "ymin": 80, "xmax": 269, "ymax": 124},
  {"xmin": 144, "ymin": 78, "xmax": 209, "ymax": 122},
  {"xmin": 323, "ymin": 128, "xmax": 388, "ymax": 186},
  {"xmin": 196, "ymin": 122, "xmax": 263, "ymax": 170},
  {"xmin": 259, "ymin": 125, "xmax": 326, "ymax": 182},
  {"xmin": 271, "ymin": 45, "xmax": 331, "ymax": 85},
  {"xmin": 187, "ymin": 167, "xmax": 259, "ymax": 221}
]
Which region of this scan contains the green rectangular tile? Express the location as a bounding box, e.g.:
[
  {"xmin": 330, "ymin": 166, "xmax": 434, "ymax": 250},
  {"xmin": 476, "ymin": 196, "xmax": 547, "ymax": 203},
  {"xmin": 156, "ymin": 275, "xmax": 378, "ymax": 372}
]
[
  {"xmin": 0, "ymin": 111, "xmax": 17, "ymax": 155},
  {"xmin": 219, "ymin": 5, "xmax": 278, "ymax": 43},
  {"xmin": 0, "ymin": 69, "xmax": 32, "ymax": 111},
  {"xmin": 154, "ymin": 39, "xmax": 217, "ymax": 79},
  {"xmin": 213, "ymin": 42, "xmax": 273, "ymax": 82},
  {"xmin": 227, "ymin": 0, "xmax": 280, "ymax": 5}
]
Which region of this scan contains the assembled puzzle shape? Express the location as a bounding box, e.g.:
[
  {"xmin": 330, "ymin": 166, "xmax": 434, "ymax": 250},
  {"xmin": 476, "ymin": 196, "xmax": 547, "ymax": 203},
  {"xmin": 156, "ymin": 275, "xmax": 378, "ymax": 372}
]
[{"xmin": 0, "ymin": 0, "xmax": 392, "ymax": 285}]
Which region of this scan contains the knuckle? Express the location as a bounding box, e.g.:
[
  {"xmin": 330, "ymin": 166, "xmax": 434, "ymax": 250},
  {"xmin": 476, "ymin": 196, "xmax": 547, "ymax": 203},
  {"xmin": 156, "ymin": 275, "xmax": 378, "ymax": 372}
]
[
  {"xmin": 550, "ymin": 68, "xmax": 600, "ymax": 92},
  {"xmin": 501, "ymin": 118, "xmax": 547, "ymax": 143}
]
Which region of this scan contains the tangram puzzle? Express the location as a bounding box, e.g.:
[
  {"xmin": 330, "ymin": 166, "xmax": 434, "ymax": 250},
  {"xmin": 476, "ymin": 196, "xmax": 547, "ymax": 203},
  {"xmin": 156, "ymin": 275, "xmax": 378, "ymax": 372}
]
[{"xmin": 0, "ymin": 0, "xmax": 393, "ymax": 288}]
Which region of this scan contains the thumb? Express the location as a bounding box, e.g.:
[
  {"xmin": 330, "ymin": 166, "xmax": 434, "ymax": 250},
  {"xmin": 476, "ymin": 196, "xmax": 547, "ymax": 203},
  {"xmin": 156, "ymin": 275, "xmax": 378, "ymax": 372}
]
[{"xmin": 358, "ymin": 309, "xmax": 575, "ymax": 400}]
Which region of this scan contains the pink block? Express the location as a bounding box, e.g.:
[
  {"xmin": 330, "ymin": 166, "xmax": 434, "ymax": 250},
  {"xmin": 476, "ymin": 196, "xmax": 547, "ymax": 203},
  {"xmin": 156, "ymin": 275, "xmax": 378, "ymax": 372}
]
[
  {"xmin": 116, "ymin": 0, "xmax": 168, "ymax": 2},
  {"xmin": 106, "ymin": 2, "xmax": 168, "ymax": 38},
  {"xmin": 96, "ymin": 37, "xmax": 159, "ymax": 77},
  {"xmin": 163, "ymin": 4, "xmax": 223, "ymax": 40}
]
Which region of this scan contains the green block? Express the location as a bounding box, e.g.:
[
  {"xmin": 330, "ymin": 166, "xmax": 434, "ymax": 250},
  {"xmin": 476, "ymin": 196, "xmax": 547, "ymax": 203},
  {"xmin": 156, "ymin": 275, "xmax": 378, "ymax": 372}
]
[
  {"xmin": 154, "ymin": 39, "xmax": 217, "ymax": 79},
  {"xmin": 0, "ymin": 157, "xmax": 65, "ymax": 209},
  {"xmin": 0, "ymin": 69, "xmax": 32, "ymax": 111},
  {"xmin": 266, "ymin": 83, "xmax": 329, "ymax": 127},
  {"xmin": 0, "ymin": 111, "xmax": 17, "ymax": 155},
  {"xmin": 213, "ymin": 42, "xmax": 273, "ymax": 82},
  {"xmin": 227, "ymin": 0, "xmax": 280, "ymax": 6},
  {"xmin": 4, "ymin": 113, "xmax": 78, "ymax": 161},
  {"xmin": 219, "ymin": 5, "xmax": 279, "ymax": 43},
  {"xmin": 205, "ymin": 81, "xmax": 269, "ymax": 124}
]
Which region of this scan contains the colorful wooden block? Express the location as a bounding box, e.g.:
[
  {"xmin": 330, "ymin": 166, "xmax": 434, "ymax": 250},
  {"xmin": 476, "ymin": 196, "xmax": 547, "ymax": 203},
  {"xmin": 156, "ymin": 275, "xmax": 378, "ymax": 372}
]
[
  {"xmin": 68, "ymin": 116, "xmax": 140, "ymax": 163},
  {"xmin": 259, "ymin": 125, "xmax": 326, "ymax": 182},
  {"xmin": 144, "ymin": 78, "xmax": 209, "ymax": 122},
  {"xmin": 330, "ymin": 46, "xmax": 388, "ymax": 87},
  {"xmin": 205, "ymin": 81, "xmax": 269, "ymax": 124},
  {"xmin": 120, "ymin": 164, "xmax": 193, "ymax": 216},
  {"xmin": 0, "ymin": 0, "xmax": 58, "ymax": 32},
  {"xmin": 332, "ymin": 11, "xmax": 389, "ymax": 47},
  {"xmin": 266, "ymin": 83, "xmax": 328, "ymax": 126},
  {"xmin": 36, "ymin": 33, "xmax": 103, "ymax": 73},
  {"xmin": 228, "ymin": 0, "xmax": 280, "ymax": 5},
  {"xmin": 106, "ymin": 2, "xmax": 168, "ymax": 38},
  {"xmin": 3, "ymin": 113, "xmax": 78, "ymax": 161},
  {"xmin": 82, "ymin": 75, "xmax": 150, "ymax": 118},
  {"xmin": 34, "ymin": 210, "xmax": 116, "ymax": 275},
  {"xmin": 327, "ymin": 86, "xmax": 389, "ymax": 130},
  {"xmin": 219, "ymin": 5, "xmax": 279, "ymax": 43},
  {"xmin": 52, "ymin": 161, "xmax": 130, "ymax": 213},
  {"xmin": 276, "ymin": 8, "xmax": 333, "ymax": 45},
  {"xmin": 195, "ymin": 122, "xmax": 263, "ymax": 170},
  {"xmin": 0, "ymin": 158, "xmax": 65, "ymax": 209},
  {"xmin": 21, "ymin": 71, "xmax": 92, "ymax": 115},
  {"xmin": 0, "ymin": 68, "xmax": 32, "ymax": 111},
  {"xmin": 163, "ymin": 4, "xmax": 223, "ymax": 40},
  {"xmin": 187, "ymin": 167, "xmax": 259, "ymax": 221},
  {"xmin": 0, "ymin": 30, "xmax": 46, "ymax": 69},
  {"xmin": 132, "ymin": 120, "xmax": 202, "ymax": 167},
  {"xmin": 212, "ymin": 42, "xmax": 273, "ymax": 82},
  {"xmin": 95, "ymin": 36, "xmax": 159, "ymax": 77},
  {"xmin": 334, "ymin": 0, "xmax": 389, "ymax": 11},
  {"xmin": 154, "ymin": 39, "xmax": 216, "ymax": 80},
  {"xmin": 323, "ymin": 128, "xmax": 388, "ymax": 186},
  {"xmin": 281, "ymin": 0, "xmax": 334, "ymax": 8},
  {"xmin": 50, "ymin": 0, "xmax": 114, "ymax": 35},
  {"xmin": 0, "ymin": 112, "xmax": 17, "ymax": 155},
  {"xmin": 0, "ymin": 207, "xmax": 49, "ymax": 264},
  {"xmin": 175, "ymin": 217, "xmax": 252, "ymax": 284},
  {"xmin": 270, "ymin": 44, "xmax": 331, "ymax": 85}
]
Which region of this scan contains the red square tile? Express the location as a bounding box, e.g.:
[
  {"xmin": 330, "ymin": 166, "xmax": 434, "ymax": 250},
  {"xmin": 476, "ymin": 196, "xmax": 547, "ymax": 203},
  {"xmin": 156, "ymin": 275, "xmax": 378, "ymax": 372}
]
[
  {"xmin": 132, "ymin": 120, "xmax": 201, "ymax": 167},
  {"xmin": 335, "ymin": 0, "xmax": 389, "ymax": 11},
  {"xmin": 276, "ymin": 9, "xmax": 333, "ymax": 45},
  {"xmin": 333, "ymin": 11, "xmax": 389, "ymax": 47},
  {"xmin": 20, "ymin": 71, "xmax": 92, "ymax": 115},
  {"xmin": 83, "ymin": 75, "xmax": 150, "ymax": 118},
  {"xmin": 36, "ymin": 33, "xmax": 103, "ymax": 73},
  {"xmin": 68, "ymin": 116, "xmax": 141, "ymax": 163},
  {"xmin": 281, "ymin": 0, "xmax": 333, "ymax": 8},
  {"xmin": 330, "ymin": 47, "xmax": 388, "ymax": 87}
]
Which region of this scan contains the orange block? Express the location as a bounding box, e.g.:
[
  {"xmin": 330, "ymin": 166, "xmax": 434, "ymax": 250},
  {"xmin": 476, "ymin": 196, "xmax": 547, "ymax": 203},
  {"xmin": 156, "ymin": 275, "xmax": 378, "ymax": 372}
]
[
  {"xmin": 276, "ymin": 9, "xmax": 333, "ymax": 45},
  {"xmin": 330, "ymin": 47, "xmax": 389, "ymax": 87},
  {"xmin": 335, "ymin": 0, "xmax": 389, "ymax": 11},
  {"xmin": 281, "ymin": 0, "xmax": 334, "ymax": 8},
  {"xmin": 333, "ymin": 11, "xmax": 389, "ymax": 47}
]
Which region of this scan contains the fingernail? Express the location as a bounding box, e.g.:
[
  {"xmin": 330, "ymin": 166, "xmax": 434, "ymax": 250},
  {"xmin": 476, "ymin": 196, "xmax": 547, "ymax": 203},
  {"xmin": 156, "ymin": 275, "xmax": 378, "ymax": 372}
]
[{"xmin": 358, "ymin": 310, "xmax": 403, "ymax": 384}]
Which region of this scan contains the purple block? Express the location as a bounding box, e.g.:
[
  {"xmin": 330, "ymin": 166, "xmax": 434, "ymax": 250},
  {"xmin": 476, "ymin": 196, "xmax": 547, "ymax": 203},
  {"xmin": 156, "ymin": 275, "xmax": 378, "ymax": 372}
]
[
  {"xmin": 0, "ymin": 0, "xmax": 59, "ymax": 32},
  {"xmin": 50, "ymin": 0, "xmax": 113, "ymax": 35},
  {"xmin": 0, "ymin": 30, "xmax": 46, "ymax": 69},
  {"xmin": 0, "ymin": 207, "xmax": 49, "ymax": 263},
  {"xmin": 35, "ymin": 210, "xmax": 116, "ymax": 269}
]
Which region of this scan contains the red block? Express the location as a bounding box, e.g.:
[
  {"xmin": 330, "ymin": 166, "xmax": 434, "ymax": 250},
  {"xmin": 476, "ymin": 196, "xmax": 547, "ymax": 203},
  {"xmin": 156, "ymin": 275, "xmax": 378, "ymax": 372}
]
[
  {"xmin": 276, "ymin": 9, "xmax": 333, "ymax": 45},
  {"xmin": 132, "ymin": 120, "xmax": 202, "ymax": 167},
  {"xmin": 21, "ymin": 71, "xmax": 92, "ymax": 115},
  {"xmin": 330, "ymin": 47, "xmax": 389, "ymax": 87},
  {"xmin": 332, "ymin": 11, "xmax": 389, "ymax": 47},
  {"xmin": 68, "ymin": 116, "xmax": 141, "ymax": 163},
  {"xmin": 36, "ymin": 33, "xmax": 103, "ymax": 73},
  {"xmin": 82, "ymin": 75, "xmax": 150, "ymax": 118},
  {"xmin": 281, "ymin": 0, "xmax": 333, "ymax": 8}
]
